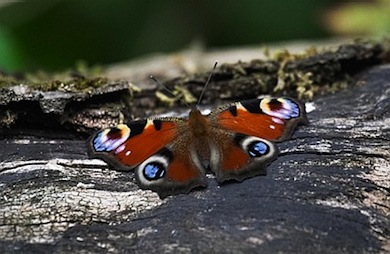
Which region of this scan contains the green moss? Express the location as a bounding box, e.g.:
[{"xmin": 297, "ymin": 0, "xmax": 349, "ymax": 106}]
[
  {"xmin": 269, "ymin": 39, "xmax": 390, "ymax": 100},
  {"xmin": 155, "ymin": 91, "xmax": 177, "ymax": 107},
  {"xmin": 0, "ymin": 61, "xmax": 107, "ymax": 92}
]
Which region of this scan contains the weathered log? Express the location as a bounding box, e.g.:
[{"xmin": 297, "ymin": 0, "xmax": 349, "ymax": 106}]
[{"xmin": 0, "ymin": 44, "xmax": 389, "ymax": 253}]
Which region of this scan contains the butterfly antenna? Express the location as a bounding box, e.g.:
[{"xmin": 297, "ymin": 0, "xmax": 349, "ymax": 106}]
[
  {"xmin": 149, "ymin": 75, "xmax": 190, "ymax": 108},
  {"xmin": 197, "ymin": 62, "xmax": 218, "ymax": 106}
]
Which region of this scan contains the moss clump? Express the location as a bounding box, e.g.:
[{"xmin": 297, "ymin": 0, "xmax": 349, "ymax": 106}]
[
  {"xmin": 0, "ymin": 61, "xmax": 107, "ymax": 93},
  {"xmin": 269, "ymin": 39, "xmax": 389, "ymax": 100}
]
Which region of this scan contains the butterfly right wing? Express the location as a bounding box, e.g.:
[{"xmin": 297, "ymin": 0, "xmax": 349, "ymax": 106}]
[{"xmin": 208, "ymin": 97, "xmax": 307, "ymax": 183}]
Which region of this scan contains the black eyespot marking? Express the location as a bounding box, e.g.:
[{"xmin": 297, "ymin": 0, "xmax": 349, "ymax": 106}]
[
  {"xmin": 143, "ymin": 162, "xmax": 166, "ymax": 180},
  {"xmin": 234, "ymin": 134, "xmax": 271, "ymax": 158},
  {"xmin": 247, "ymin": 141, "xmax": 269, "ymax": 157},
  {"xmin": 139, "ymin": 147, "xmax": 174, "ymax": 182},
  {"xmin": 127, "ymin": 120, "xmax": 147, "ymax": 137},
  {"xmin": 158, "ymin": 147, "xmax": 174, "ymax": 161},
  {"xmin": 233, "ymin": 134, "xmax": 245, "ymax": 146},
  {"xmin": 268, "ymin": 98, "xmax": 283, "ymax": 110},
  {"xmin": 107, "ymin": 127, "xmax": 122, "ymax": 139},
  {"xmin": 241, "ymin": 99, "xmax": 263, "ymax": 113},
  {"xmin": 153, "ymin": 119, "xmax": 162, "ymax": 131},
  {"xmin": 228, "ymin": 105, "xmax": 238, "ymax": 116}
]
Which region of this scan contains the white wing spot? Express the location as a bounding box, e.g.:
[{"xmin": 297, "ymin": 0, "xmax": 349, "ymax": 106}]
[
  {"xmin": 115, "ymin": 144, "xmax": 126, "ymax": 154},
  {"xmin": 272, "ymin": 117, "xmax": 284, "ymax": 125}
]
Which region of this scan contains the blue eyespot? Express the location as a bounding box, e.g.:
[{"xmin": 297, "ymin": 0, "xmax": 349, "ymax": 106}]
[
  {"xmin": 248, "ymin": 141, "xmax": 268, "ymax": 157},
  {"xmin": 143, "ymin": 163, "xmax": 166, "ymax": 180}
]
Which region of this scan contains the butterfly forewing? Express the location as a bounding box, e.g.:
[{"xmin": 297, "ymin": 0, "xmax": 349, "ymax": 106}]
[
  {"xmin": 88, "ymin": 119, "xmax": 179, "ymax": 170},
  {"xmin": 211, "ymin": 97, "xmax": 307, "ymax": 142}
]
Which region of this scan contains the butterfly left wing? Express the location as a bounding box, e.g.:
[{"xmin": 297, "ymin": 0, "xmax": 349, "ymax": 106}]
[
  {"xmin": 87, "ymin": 118, "xmax": 207, "ymax": 198},
  {"xmin": 209, "ymin": 97, "xmax": 307, "ymax": 182}
]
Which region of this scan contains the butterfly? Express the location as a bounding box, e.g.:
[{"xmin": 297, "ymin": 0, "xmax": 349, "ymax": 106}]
[{"xmin": 87, "ymin": 96, "xmax": 307, "ymax": 198}]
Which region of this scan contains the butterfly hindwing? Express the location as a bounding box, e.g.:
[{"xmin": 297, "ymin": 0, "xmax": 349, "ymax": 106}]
[
  {"xmin": 134, "ymin": 146, "xmax": 207, "ymax": 198},
  {"xmin": 211, "ymin": 133, "xmax": 279, "ymax": 182}
]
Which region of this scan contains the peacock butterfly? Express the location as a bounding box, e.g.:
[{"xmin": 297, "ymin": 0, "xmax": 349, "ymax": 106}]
[{"xmin": 87, "ymin": 92, "xmax": 308, "ymax": 198}]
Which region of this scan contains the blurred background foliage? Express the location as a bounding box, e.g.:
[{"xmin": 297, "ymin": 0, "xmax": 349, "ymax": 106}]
[{"xmin": 0, "ymin": 0, "xmax": 389, "ymax": 72}]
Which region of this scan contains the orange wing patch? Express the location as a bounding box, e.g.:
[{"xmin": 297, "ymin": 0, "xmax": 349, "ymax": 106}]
[
  {"xmin": 216, "ymin": 109, "xmax": 286, "ymax": 140},
  {"xmin": 115, "ymin": 121, "xmax": 178, "ymax": 167}
]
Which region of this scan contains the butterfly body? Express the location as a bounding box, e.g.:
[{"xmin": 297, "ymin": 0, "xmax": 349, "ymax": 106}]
[{"xmin": 88, "ymin": 97, "xmax": 307, "ymax": 198}]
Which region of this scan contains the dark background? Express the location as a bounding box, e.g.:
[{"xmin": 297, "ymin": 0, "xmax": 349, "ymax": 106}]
[{"xmin": 0, "ymin": 0, "xmax": 387, "ymax": 72}]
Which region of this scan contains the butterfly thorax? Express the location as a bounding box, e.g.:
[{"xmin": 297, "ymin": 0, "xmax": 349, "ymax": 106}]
[
  {"xmin": 186, "ymin": 108, "xmax": 218, "ymax": 169},
  {"xmin": 188, "ymin": 108, "xmax": 210, "ymax": 136}
]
